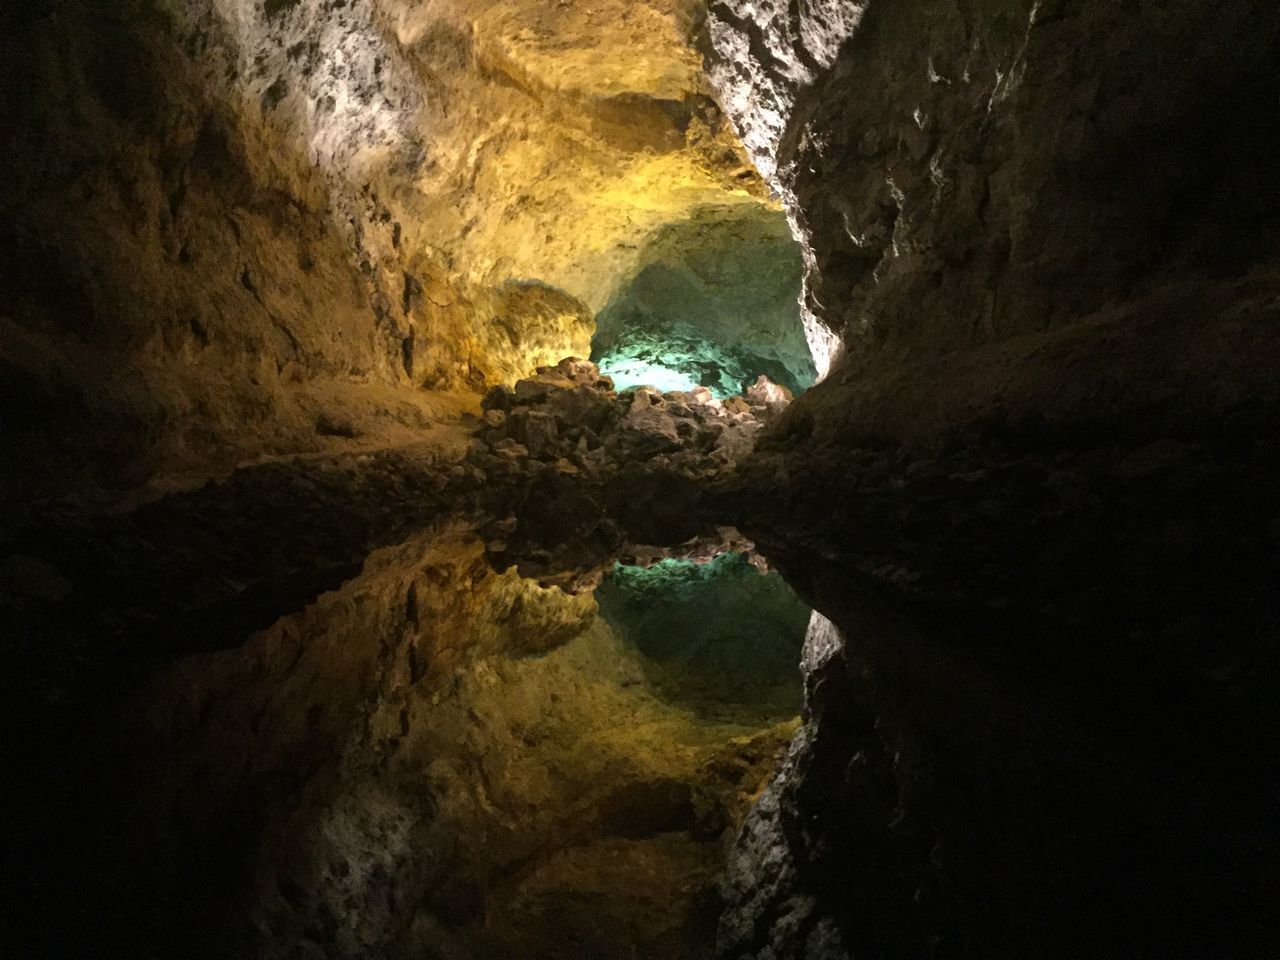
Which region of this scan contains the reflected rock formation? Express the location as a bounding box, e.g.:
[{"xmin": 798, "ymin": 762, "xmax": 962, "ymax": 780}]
[{"xmin": 4, "ymin": 0, "xmax": 1280, "ymax": 958}]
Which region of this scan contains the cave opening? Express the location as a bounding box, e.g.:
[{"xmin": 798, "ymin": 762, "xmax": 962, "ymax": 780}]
[{"xmin": 589, "ymin": 207, "xmax": 817, "ymax": 398}]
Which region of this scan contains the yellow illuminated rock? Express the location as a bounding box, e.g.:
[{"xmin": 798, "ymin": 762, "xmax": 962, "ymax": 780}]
[
  {"xmin": 1, "ymin": 0, "xmax": 777, "ymax": 495},
  {"xmin": 101, "ymin": 528, "xmax": 797, "ymax": 959}
]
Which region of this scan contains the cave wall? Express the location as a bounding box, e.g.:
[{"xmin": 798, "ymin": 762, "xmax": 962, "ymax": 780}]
[
  {"xmin": 591, "ymin": 205, "xmax": 816, "ymax": 395},
  {"xmin": 2, "ymin": 0, "xmax": 423, "ymax": 494},
  {"xmin": 1, "ymin": 0, "xmax": 774, "ymax": 496},
  {"xmin": 703, "ymin": 3, "xmax": 1280, "ymax": 957},
  {"xmin": 707, "ymin": 0, "xmax": 1280, "ymax": 594},
  {"xmin": 707, "ymin": 0, "xmax": 1280, "ymax": 370}
]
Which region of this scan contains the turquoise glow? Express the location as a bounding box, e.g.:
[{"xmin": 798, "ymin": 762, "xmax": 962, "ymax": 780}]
[{"xmin": 596, "ymin": 357, "xmax": 702, "ymax": 394}]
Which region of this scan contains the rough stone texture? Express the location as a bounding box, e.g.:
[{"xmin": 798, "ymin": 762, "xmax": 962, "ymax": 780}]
[
  {"xmin": 701, "ymin": 3, "xmax": 1280, "ymax": 957},
  {"xmin": 591, "ymin": 205, "xmax": 815, "ymax": 396},
  {"xmin": 702, "ymin": 0, "xmax": 866, "ymax": 374},
  {"xmin": 1, "ymin": 1, "xmax": 468, "ymax": 497},
  {"xmin": 0, "ymin": 0, "xmax": 780, "ymax": 497},
  {"xmin": 471, "ymin": 358, "xmax": 790, "ymax": 479},
  {"xmin": 464, "ymin": 359, "xmax": 796, "ymax": 567},
  {"xmin": 708, "ymin": 0, "xmax": 1280, "ymax": 369}
]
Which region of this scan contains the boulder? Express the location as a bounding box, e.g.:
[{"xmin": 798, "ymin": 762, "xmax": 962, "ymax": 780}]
[
  {"xmin": 507, "ymin": 410, "xmax": 559, "ymax": 459},
  {"xmin": 621, "ymin": 398, "xmax": 682, "ymax": 454},
  {"xmin": 745, "ymin": 375, "xmax": 793, "ymax": 406},
  {"xmin": 687, "ymin": 386, "xmax": 718, "ymax": 407}
]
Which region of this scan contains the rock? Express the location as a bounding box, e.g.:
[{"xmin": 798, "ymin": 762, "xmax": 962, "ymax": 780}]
[
  {"xmin": 315, "ymin": 413, "xmax": 361, "ymax": 438},
  {"xmin": 482, "ymin": 386, "xmax": 514, "ymax": 413},
  {"xmin": 513, "ymin": 379, "xmax": 560, "ymax": 404},
  {"xmin": 746, "ymin": 374, "xmax": 793, "ymax": 406},
  {"xmin": 492, "ymin": 438, "xmax": 529, "ymax": 462},
  {"xmin": 490, "ymin": 516, "xmax": 519, "ymax": 536},
  {"xmin": 552, "ymin": 357, "xmax": 603, "ymax": 384},
  {"xmin": 622, "ymin": 395, "xmax": 681, "ymax": 452},
  {"xmin": 507, "ymin": 410, "xmax": 559, "ymax": 459},
  {"xmin": 465, "ymin": 357, "xmax": 778, "ymax": 491},
  {"xmin": 688, "ymin": 386, "xmax": 718, "ymax": 407}
]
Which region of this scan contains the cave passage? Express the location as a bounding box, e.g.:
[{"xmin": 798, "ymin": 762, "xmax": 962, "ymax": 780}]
[
  {"xmin": 590, "ymin": 207, "xmax": 817, "ymax": 398},
  {"xmin": 6, "ymin": 0, "xmax": 1280, "ymax": 957}
]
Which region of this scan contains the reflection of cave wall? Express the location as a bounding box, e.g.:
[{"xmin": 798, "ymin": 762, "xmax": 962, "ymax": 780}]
[
  {"xmin": 31, "ymin": 529, "xmax": 796, "ymax": 960},
  {"xmin": 591, "ymin": 208, "xmax": 816, "ymax": 396},
  {"xmin": 595, "ymin": 552, "xmax": 809, "ymax": 722}
]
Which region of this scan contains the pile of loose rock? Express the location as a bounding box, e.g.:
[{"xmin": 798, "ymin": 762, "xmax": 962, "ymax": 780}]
[{"xmin": 467, "ymin": 358, "xmax": 792, "ymax": 485}]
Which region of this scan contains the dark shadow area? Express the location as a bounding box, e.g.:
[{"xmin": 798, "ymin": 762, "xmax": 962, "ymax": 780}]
[{"xmin": 717, "ymin": 546, "xmax": 1280, "ymax": 960}]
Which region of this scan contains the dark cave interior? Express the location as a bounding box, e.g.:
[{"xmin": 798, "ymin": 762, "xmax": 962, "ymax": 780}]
[{"xmin": 3, "ymin": 1, "xmax": 1280, "ymax": 959}]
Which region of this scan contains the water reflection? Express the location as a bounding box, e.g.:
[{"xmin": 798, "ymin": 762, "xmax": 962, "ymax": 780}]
[
  {"xmin": 84, "ymin": 525, "xmax": 807, "ymax": 960},
  {"xmin": 596, "ymin": 553, "xmax": 808, "ymax": 724},
  {"xmin": 21, "ymin": 510, "xmax": 1264, "ymax": 960}
]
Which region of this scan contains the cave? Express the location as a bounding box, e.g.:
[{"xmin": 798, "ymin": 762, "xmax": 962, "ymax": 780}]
[
  {"xmin": 4, "ymin": 1, "xmax": 1280, "ymax": 959},
  {"xmin": 590, "ymin": 206, "xmax": 816, "ymax": 397}
]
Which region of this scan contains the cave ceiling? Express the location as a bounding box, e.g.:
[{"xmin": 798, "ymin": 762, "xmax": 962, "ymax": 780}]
[{"xmin": 214, "ymin": 0, "xmax": 774, "ymax": 309}]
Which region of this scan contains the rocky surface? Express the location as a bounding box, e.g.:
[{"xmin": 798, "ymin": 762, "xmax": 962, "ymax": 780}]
[
  {"xmin": 2, "ymin": 1, "xmax": 475, "ymax": 498},
  {"xmin": 707, "ymin": 0, "xmax": 1280, "ymax": 370},
  {"xmin": 699, "ymin": 3, "xmax": 1280, "ymax": 957},
  {"xmin": 462, "ymin": 359, "xmax": 794, "ymax": 563},
  {"xmin": 469, "ymin": 357, "xmax": 789, "ymax": 487},
  {"xmin": 1, "ymin": 0, "xmax": 782, "ymax": 498},
  {"xmin": 591, "ymin": 205, "xmax": 815, "ymax": 396}
]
